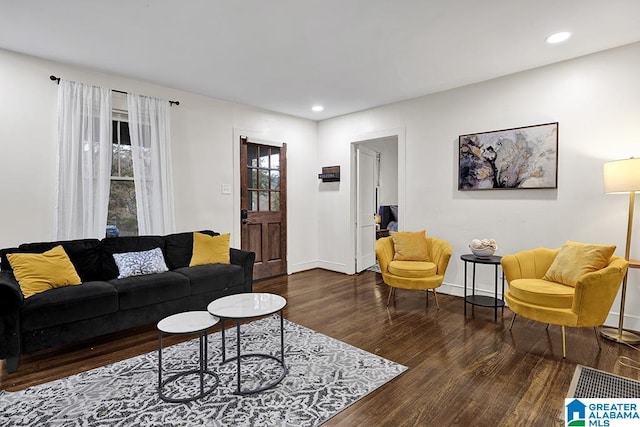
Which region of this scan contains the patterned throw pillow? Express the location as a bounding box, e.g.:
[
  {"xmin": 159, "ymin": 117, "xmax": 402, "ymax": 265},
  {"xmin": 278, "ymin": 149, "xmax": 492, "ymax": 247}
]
[{"xmin": 113, "ymin": 247, "xmax": 169, "ymax": 279}]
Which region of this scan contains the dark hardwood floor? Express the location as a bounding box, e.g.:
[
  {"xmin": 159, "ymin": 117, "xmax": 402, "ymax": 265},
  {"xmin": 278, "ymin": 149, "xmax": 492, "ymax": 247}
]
[{"xmin": 2, "ymin": 268, "xmax": 640, "ymax": 425}]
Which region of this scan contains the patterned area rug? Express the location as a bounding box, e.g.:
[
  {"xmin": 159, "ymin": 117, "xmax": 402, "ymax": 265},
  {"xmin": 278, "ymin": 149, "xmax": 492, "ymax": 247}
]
[{"xmin": 0, "ymin": 317, "xmax": 406, "ymax": 426}]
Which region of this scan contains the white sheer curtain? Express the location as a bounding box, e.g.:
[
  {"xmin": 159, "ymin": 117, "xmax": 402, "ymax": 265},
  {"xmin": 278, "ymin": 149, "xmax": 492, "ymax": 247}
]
[
  {"xmin": 127, "ymin": 93, "xmax": 175, "ymax": 235},
  {"xmin": 55, "ymin": 80, "xmax": 112, "ymax": 240}
]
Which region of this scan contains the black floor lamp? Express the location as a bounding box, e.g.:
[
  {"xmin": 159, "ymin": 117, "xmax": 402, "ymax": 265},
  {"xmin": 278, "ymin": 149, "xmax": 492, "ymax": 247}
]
[{"xmin": 600, "ymin": 157, "xmax": 640, "ymax": 344}]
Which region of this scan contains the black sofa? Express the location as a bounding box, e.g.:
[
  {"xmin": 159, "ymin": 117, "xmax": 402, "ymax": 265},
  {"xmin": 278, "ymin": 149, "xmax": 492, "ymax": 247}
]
[{"xmin": 0, "ymin": 230, "xmax": 255, "ymax": 373}]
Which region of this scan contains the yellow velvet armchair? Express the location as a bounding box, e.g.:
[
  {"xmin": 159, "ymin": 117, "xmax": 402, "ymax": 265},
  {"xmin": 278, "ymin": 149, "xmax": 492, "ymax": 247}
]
[
  {"xmin": 501, "ymin": 247, "xmax": 628, "ymax": 358},
  {"xmin": 375, "ymin": 234, "xmax": 452, "ymax": 308}
]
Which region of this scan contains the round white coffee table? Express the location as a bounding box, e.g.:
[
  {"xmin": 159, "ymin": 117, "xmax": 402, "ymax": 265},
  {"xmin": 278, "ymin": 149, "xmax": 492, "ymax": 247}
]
[
  {"xmin": 157, "ymin": 311, "xmax": 219, "ymax": 403},
  {"xmin": 207, "ymin": 293, "xmax": 287, "ymax": 395}
]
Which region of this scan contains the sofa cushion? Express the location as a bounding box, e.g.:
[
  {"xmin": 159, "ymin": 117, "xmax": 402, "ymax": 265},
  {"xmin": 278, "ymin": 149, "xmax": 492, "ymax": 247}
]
[
  {"xmin": 101, "ymin": 236, "xmax": 165, "ymax": 280},
  {"xmin": 7, "ymin": 246, "xmax": 82, "ymax": 298},
  {"xmin": 21, "ymin": 281, "xmax": 118, "ymax": 331},
  {"xmin": 108, "ymin": 271, "xmax": 190, "ymax": 310},
  {"xmin": 164, "ymin": 230, "xmax": 217, "ymax": 270},
  {"xmin": 17, "ymin": 239, "xmax": 103, "ymax": 282},
  {"xmin": 508, "ymin": 278, "xmax": 574, "ymax": 309},
  {"xmin": 190, "ymin": 233, "xmax": 230, "ymax": 266},
  {"xmin": 174, "ymin": 264, "xmax": 244, "ymax": 295},
  {"xmin": 388, "ymin": 260, "xmax": 437, "ymax": 278}
]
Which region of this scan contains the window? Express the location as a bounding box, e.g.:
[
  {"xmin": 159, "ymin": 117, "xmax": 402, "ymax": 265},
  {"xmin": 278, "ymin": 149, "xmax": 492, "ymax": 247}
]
[
  {"xmin": 247, "ymin": 145, "xmax": 281, "ymax": 211},
  {"xmin": 107, "ymin": 112, "xmax": 139, "ymax": 236}
]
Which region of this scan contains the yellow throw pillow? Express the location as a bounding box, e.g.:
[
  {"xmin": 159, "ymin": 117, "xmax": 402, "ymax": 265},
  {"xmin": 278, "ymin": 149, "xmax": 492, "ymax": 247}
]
[
  {"xmin": 542, "ymin": 240, "xmax": 616, "ymax": 287},
  {"xmin": 391, "ymin": 230, "xmax": 430, "ymax": 261},
  {"xmin": 189, "ymin": 232, "xmax": 231, "ymax": 266},
  {"xmin": 7, "ymin": 245, "xmax": 82, "ymax": 298}
]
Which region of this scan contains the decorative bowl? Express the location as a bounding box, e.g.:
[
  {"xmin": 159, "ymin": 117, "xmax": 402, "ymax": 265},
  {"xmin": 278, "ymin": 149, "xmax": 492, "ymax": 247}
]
[{"xmin": 470, "ymin": 246, "xmax": 496, "ymax": 258}]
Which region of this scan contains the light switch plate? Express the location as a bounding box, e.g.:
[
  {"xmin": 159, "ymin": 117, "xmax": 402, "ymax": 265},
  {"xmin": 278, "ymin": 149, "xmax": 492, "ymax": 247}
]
[{"xmin": 221, "ymin": 183, "xmax": 231, "ymax": 194}]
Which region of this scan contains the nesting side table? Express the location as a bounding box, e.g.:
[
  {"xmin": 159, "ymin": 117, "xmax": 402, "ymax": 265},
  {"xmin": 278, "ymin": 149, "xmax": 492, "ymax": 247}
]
[
  {"xmin": 461, "ymin": 254, "xmax": 505, "ymax": 321},
  {"xmin": 157, "ymin": 311, "xmax": 219, "ymax": 403},
  {"xmin": 207, "ymin": 293, "xmax": 287, "ymax": 395}
]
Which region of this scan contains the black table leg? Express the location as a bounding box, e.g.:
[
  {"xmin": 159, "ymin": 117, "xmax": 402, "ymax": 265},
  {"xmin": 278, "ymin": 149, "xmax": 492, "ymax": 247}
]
[
  {"xmin": 221, "ymin": 319, "xmax": 226, "ymax": 363},
  {"xmin": 158, "ymin": 331, "xmax": 163, "ymax": 394},
  {"xmin": 280, "ymin": 309, "xmax": 285, "ymax": 365},
  {"xmin": 236, "ymin": 319, "xmax": 242, "ymax": 394},
  {"xmin": 494, "ymin": 264, "xmax": 498, "ymax": 321},
  {"xmin": 464, "ymin": 261, "xmax": 468, "ymax": 315},
  {"xmin": 501, "ymin": 271, "xmax": 505, "ymax": 314}
]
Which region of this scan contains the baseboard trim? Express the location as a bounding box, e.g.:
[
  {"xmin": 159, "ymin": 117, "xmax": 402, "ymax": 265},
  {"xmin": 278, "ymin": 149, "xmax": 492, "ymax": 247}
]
[
  {"xmin": 289, "ymin": 260, "xmax": 319, "ymax": 274},
  {"xmin": 316, "ymin": 260, "xmax": 349, "ymax": 274}
]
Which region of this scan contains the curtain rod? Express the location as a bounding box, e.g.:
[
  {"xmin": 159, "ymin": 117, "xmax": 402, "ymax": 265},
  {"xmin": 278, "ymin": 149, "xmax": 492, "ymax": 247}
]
[{"xmin": 49, "ymin": 75, "xmax": 180, "ymax": 106}]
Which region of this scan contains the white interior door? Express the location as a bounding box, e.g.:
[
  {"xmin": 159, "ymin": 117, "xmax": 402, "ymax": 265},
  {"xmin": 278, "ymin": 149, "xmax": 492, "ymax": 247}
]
[{"xmin": 356, "ymin": 146, "xmax": 376, "ymax": 272}]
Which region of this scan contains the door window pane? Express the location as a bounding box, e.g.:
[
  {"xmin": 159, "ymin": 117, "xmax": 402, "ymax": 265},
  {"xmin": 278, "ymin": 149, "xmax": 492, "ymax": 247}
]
[
  {"xmin": 270, "ymin": 148, "xmax": 280, "ymax": 169},
  {"xmin": 248, "ymin": 191, "xmax": 258, "ymax": 210},
  {"xmin": 247, "ymin": 145, "xmax": 258, "ymax": 167},
  {"xmin": 248, "ymin": 168, "xmax": 258, "ymax": 189},
  {"xmin": 270, "ymin": 170, "xmax": 280, "ymax": 190},
  {"xmin": 259, "ymin": 147, "xmax": 270, "ymax": 168},
  {"xmin": 258, "ymin": 169, "xmax": 270, "ymax": 189},
  {"xmin": 259, "ymin": 191, "xmax": 269, "ymax": 211},
  {"xmin": 270, "ymin": 191, "xmax": 280, "ymax": 211}
]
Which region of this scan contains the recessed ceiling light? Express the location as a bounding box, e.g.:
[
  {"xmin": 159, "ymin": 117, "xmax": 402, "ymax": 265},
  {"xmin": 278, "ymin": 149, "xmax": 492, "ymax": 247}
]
[
  {"xmin": 545, "ymin": 32, "xmax": 571, "ymax": 44},
  {"xmin": 312, "ymin": 105, "xmax": 324, "ymax": 112}
]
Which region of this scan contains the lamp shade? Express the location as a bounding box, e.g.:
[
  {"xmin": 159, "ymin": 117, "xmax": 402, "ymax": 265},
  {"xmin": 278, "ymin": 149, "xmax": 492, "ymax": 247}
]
[{"xmin": 604, "ymin": 158, "xmax": 640, "ymax": 194}]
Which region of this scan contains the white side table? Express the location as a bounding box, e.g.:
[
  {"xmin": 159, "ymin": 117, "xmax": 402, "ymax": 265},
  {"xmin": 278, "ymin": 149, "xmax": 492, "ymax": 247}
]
[
  {"xmin": 157, "ymin": 311, "xmax": 219, "ymax": 403},
  {"xmin": 207, "ymin": 293, "xmax": 287, "ymax": 395}
]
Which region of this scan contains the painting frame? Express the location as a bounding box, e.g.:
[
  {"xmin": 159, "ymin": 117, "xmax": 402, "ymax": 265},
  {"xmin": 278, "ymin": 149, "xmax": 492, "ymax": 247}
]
[{"xmin": 458, "ymin": 122, "xmax": 558, "ymax": 191}]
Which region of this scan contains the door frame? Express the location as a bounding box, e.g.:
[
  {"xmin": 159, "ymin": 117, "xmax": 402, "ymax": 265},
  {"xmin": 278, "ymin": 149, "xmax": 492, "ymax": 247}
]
[
  {"xmin": 232, "ymin": 128, "xmax": 287, "ymax": 272},
  {"xmin": 349, "ymin": 127, "xmax": 406, "ymax": 275}
]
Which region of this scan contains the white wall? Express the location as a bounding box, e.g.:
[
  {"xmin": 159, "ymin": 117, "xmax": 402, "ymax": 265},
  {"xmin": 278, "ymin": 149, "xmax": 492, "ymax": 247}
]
[
  {"xmin": 0, "ymin": 48, "xmax": 318, "ymax": 274},
  {"xmin": 318, "ymin": 42, "xmax": 640, "ymax": 329}
]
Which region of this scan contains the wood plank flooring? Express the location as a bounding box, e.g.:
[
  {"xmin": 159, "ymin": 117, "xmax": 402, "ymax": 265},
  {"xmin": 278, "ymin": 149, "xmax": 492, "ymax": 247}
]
[{"xmin": 2, "ymin": 268, "xmax": 640, "ymax": 426}]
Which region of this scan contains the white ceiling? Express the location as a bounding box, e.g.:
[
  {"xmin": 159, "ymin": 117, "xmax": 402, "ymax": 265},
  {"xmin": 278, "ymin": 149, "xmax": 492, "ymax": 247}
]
[{"xmin": 2, "ymin": 0, "xmax": 640, "ymax": 121}]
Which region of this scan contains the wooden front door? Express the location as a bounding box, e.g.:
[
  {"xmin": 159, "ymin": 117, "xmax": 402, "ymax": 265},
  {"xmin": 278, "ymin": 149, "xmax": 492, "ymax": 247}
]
[{"xmin": 240, "ymin": 137, "xmax": 287, "ymax": 280}]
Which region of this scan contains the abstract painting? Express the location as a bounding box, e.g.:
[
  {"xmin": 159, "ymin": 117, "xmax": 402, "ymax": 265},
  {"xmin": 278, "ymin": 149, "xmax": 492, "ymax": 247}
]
[{"xmin": 458, "ymin": 122, "xmax": 558, "ymax": 190}]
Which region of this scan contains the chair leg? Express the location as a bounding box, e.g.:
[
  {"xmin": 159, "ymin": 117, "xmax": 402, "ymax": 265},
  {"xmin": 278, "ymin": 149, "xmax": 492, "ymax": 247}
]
[
  {"xmin": 432, "ymin": 289, "xmax": 440, "ymax": 310},
  {"xmin": 509, "ymin": 313, "xmax": 517, "ymax": 331},
  {"xmin": 561, "ymin": 326, "xmax": 567, "ymax": 359},
  {"xmin": 386, "ymin": 287, "xmax": 395, "ymax": 306},
  {"xmin": 594, "ymin": 327, "xmax": 602, "ymax": 350}
]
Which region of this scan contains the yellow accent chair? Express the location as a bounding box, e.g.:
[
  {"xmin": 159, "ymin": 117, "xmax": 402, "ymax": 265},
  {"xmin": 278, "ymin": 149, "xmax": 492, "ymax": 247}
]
[
  {"xmin": 375, "ymin": 234, "xmax": 452, "ymax": 308},
  {"xmin": 501, "ymin": 246, "xmax": 628, "ymax": 358}
]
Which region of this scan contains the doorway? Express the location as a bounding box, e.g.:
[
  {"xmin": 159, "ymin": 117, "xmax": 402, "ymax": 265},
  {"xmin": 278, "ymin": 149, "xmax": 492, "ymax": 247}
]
[
  {"xmin": 355, "ymin": 146, "xmax": 377, "ymax": 272},
  {"xmin": 239, "ymin": 137, "xmax": 288, "ymax": 280},
  {"xmin": 353, "ymin": 135, "xmax": 399, "ymax": 273}
]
